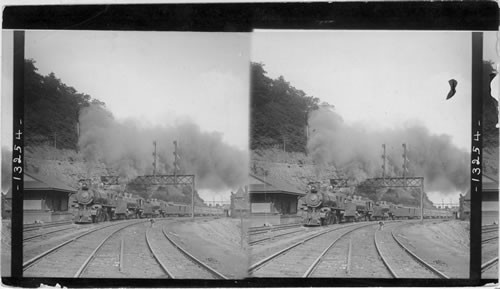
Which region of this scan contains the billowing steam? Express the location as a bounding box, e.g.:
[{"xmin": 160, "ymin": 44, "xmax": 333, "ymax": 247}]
[
  {"xmin": 307, "ymin": 107, "xmax": 469, "ymax": 194},
  {"xmin": 78, "ymin": 105, "xmax": 248, "ymax": 191}
]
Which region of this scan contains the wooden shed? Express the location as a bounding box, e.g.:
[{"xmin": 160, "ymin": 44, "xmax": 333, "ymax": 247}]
[{"xmin": 7, "ymin": 172, "xmax": 77, "ymax": 224}]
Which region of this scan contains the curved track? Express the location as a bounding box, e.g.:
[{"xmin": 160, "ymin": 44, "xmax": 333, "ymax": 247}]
[
  {"xmin": 155, "ymin": 226, "xmax": 228, "ymax": 279},
  {"xmin": 249, "ymin": 227, "xmax": 309, "ymax": 246},
  {"xmin": 250, "ymin": 222, "xmax": 376, "ymax": 277},
  {"xmin": 482, "ymin": 257, "xmax": 498, "ymax": 276},
  {"xmin": 77, "ymin": 222, "xmax": 172, "ymax": 278},
  {"xmin": 249, "ymin": 223, "xmax": 303, "ymax": 236},
  {"xmin": 23, "ymin": 225, "xmax": 77, "ymax": 242},
  {"xmin": 23, "ymin": 220, "xmax": 147, "ymax": 277},
  {"xmin": 374, "ymin": 222, "xmax": 449, "ymax": 278}
]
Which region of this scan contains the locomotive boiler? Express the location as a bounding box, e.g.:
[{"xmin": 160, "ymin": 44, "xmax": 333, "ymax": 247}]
[
  {"xmin": 74, "ymin": 184, "xmax": 117, "ymax": 223},
  {"xmin": 302, "ymin": 183, "xmax": 349, "ymax": 226}
]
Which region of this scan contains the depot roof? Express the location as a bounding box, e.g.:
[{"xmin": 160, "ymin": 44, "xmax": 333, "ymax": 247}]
[
  {"xmin": 24, "ymin": 172, "xmax": 77, "ymax": 193},
  {"xmin": 249, "ymin": 174, "xmax": 304, "ymax": 196}
]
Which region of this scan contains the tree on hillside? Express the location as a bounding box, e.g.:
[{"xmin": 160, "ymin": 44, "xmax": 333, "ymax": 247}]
[
  {"xmin": 484, "ymin": 60, "xmax": 498, "ymax": 149},
  {"xmin": 24, "ymin": 59, "xmax": 103, "ymax": 150},
  {"xmin": 251, "ymin": 62, "xmax": 319, "ymax": 152}
]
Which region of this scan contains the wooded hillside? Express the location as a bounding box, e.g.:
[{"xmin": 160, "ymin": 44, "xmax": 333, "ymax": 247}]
[
  {"xmin": 251, "ymin": 62, "xmax": 320, "ymax": 153},
  {"xmin": 25, "ymin": 59, "xmax": 104, "ymax": 150}
]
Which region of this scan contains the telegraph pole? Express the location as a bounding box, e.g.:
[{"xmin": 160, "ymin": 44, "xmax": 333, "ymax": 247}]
[
  {"xmin": 421, "ymin": 182, "xmax": 424, "ymax": 223},
  {"xmin": 192, "ymin": 177, "xmax": 195, "ymax": 220},
  {"xmin": 173, "ymin": 141, "xmax": 180, "ymax": 178},
  {"xmin": 402, "ymin": 143, "xmax": 408, "ymax": 183},
  {"xmin": 381, "ymin": 144, "xmax": 386, "ymax": 183},
  {"xmin": 152, "ymin": 141, "xmax": 157, "ymax": 176}
]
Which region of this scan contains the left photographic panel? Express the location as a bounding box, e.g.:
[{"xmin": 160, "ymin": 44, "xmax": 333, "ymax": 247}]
[{"xmin": 2, "ymin": 30, "xmax": 251, "ymax": 279}]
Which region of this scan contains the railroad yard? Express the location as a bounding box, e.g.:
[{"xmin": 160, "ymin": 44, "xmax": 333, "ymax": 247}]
[
  {"xmin": 482, "ymin": 224, "xmax": 499, "ymax": 279},
  {"xmin": 249, "ymin": 220, "xmax": 470, "ymax": 278},
  {"xmin": 21, "ymin": 217, "xmax": 247, "ymax": 279}
]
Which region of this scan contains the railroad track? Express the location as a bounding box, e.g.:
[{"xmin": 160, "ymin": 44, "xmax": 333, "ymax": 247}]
[
  {"xmin": 249, "ymin": 222, "xmax": 376, "ymax": 277},
  {"xmin": 481, "ymin": 257, "xmax": 498, "ymax": 274},
  {"xmin": 23, "ymin": 220, "xmax": 147, "ymax": 277},
  {"xmin": 145, "ymin": 226, "xmax": 228, "ymax": 279},
  {"xmin": 249, "ymin": 227, "xmax": 309, "ymax": 246},
  {"xmin": 23, "ymin": 220, "xmax": 74, "ymax": 232},
  {"xmin": 374, "ymin": 222, "xmax": 449, "ymax": 278},
  {"xmin": 248, "ymin": 223, "xmax": 303, "ymax": 236},
  {"xmin": 78, "ymin": 221, "xmax": 177, "ymax": 278},
  {"xmin": 23, "ymin": 224, "xmax": 77, "ymax": 242},
  {"xmin": 482, "ymin": 235, "xmax": 499, "ymax": 244}
]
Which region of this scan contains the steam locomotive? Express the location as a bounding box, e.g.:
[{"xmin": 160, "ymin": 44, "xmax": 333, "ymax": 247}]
[
  {"xmin": 300, "ymin": 181, "xmax": 452, "ymax": 226},
  {"xmin": 74, "ymin": 182, "xmax": 145, "ymax": 223},
  {"xmin": 73, "ymin": 179, "xmax": 224, "ymax": 224}
]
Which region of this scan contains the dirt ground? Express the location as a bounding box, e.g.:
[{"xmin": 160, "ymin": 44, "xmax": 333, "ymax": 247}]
[
  {"xmin": 397, "ymin": 220, "xmax": 469, "ymax": 278},
  {"xmin": 165, "ymin": 217, "xmax": 249, "ymax": 279},
  {"xmin": 1, "ymin": 220, "xmax": 11, "ymax": 277}
]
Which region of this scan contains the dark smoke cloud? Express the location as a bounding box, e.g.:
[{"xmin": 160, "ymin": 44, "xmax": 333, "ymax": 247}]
[
  {"xmin": 307, "ymin": 107, "xmax": 469, "ymax": 194},
  {"xmin": 78, "ymin": 105, "xmax": 248, "ymax": 191}
]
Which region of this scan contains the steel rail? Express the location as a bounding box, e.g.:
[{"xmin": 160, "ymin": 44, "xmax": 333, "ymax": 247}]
[
  {"xmin": 391, "ymin": 226, "xmax": 450, "ymax": 279},
  {"xmin": 162, "ymin": 227, "xmax": 228, "ymax": 279},
  {"xmin": 74, "ymin": 220, "xmax": 147, "ymax": 277},
  {"xmin": 22, "ymin": 220, "xmax": 142, "ymax": 270},
  {"xmin": 303, "ymin": 223, "xmax": 375, "ymax": 277},
  {"xmin": 482, "ymin": 236, "xmax": 499, "ymax": 244},
  {"xmin": 249, "ymin": 228, "xmax": 307, "ymax": 245},
  {"xmin": 145, "ymin": 228, "xmax": 175, "ymax": 278},
  {"xmin": 248, "ymin": 223, "xmax": 303, "ymax": 236},
  {"xmin": 346, "ymin": 237, "xmax": 352, "ymax": 275},
  {"xmin": 249, "ymin": 222, "xmax": 364, "ymax": 274},
  {"xmin": 481, "ymin": 257, "xmax": 499, "ymax": 273},
  {"xmin": 23, "ymin": 226, "xmax": 75, "ymax": 242},
  {"xmin": 373, "ymin": 227, "xmax": 398, "ymax": 278},
  {"xmin": 23, "ymin": 220, "xmax": 73, "ymax": 232}
]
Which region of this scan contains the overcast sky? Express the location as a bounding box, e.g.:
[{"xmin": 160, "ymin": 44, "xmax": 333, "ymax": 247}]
[
  {"xmin": 251, "ymin": 30, "xmax": 499, "ymax": 204},
  {"xmin": 2, "ymin": 30, "xmax": 250, "ymax": 202},
  {"xmin": 1, "ymin": 30, "xmax": 499, "ymax": 204}
]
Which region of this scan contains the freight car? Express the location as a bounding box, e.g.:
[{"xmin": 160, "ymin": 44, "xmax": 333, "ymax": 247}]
[
  {"xmin": 114, "ymin": 193, "xmax": 145, "ymax": 220},
  {"xmin": 389, "ymin": 205, "xmax": 453, "ymax": 219},
  {"xmin": 344, "ymin": 195, "xmax": 374, "ymax": 222},
  {"xmin": 371, "ymin": 201, "xmax": 392, "ymax": 220}
]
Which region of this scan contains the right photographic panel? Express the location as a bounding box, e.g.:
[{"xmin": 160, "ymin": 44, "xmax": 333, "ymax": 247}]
[
  {"xmin": 480, "ymin": 31, "xmax": 499, "ymax": 280},
  {"xmin": 248, "ymin": 31, "xmax": 475, "ymax": 279}
]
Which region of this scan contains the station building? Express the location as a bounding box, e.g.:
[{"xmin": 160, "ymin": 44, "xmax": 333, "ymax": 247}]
[
  {"xmin": 6, "ymin": 172, "xmax": 76, "ymax": 224},
  {"xmin": 249, "ymin": 174, "xmax": 305, "ymax": 227},
  {"xmin": 229, "ymin": 187, "xmax": 249, "ymax": 218}
]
